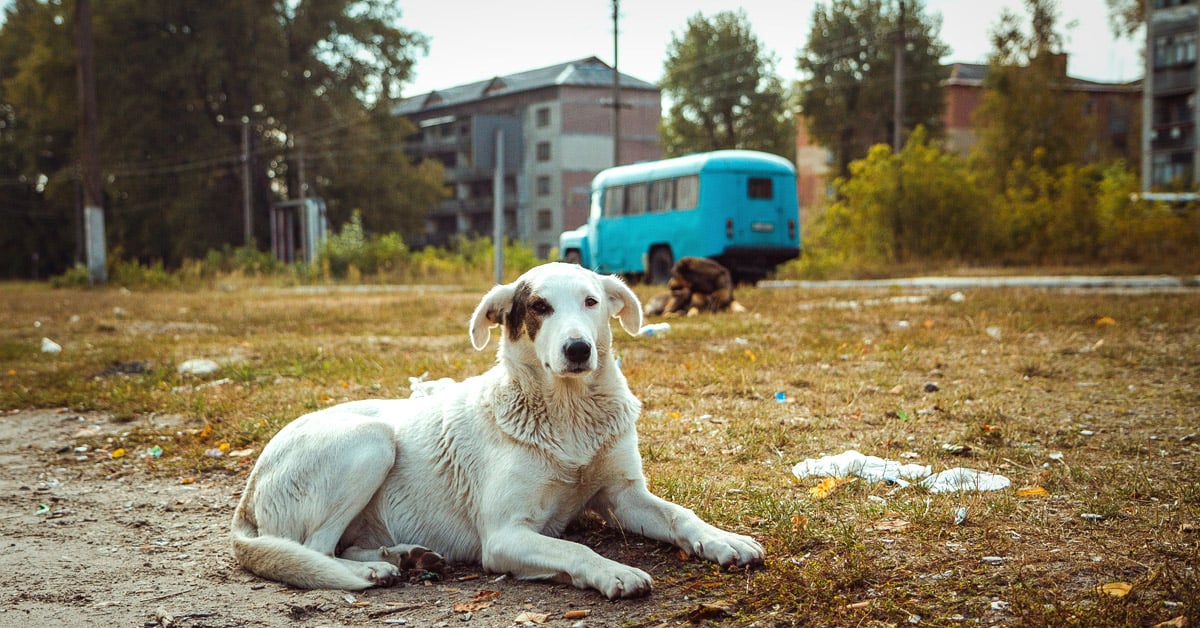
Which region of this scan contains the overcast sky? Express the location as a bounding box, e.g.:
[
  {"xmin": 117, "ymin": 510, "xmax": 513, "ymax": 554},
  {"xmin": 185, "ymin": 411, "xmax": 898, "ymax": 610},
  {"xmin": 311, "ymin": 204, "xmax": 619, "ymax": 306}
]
[{"xmin": 400, "ymin": 0, "xmax": 1143, "ymax": 96}]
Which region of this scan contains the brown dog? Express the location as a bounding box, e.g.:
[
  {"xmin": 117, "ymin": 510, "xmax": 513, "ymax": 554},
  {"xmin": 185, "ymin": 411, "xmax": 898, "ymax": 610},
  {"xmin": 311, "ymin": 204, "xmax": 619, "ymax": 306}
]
[{"xmin": 644, "ymin": 257, "xmax": 745, "ymax": 317}]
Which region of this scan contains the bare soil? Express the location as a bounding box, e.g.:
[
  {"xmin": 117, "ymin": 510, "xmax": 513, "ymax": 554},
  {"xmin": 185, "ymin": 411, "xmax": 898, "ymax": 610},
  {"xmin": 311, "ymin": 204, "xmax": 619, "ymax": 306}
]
[{"xmin": 0, "ymin": 409, "xmax": 734, "ymax": 628}]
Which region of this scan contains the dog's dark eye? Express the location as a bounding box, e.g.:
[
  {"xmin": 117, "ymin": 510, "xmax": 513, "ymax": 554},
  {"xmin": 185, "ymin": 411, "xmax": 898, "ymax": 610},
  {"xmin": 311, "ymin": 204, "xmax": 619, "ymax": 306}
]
[
  {"xmin": 584, "ymin": 296, "xmax": 599, "ymax": 308},
  {"xmin": 529, "ymin": 299, "xmax": 552, "ymax": 315}
]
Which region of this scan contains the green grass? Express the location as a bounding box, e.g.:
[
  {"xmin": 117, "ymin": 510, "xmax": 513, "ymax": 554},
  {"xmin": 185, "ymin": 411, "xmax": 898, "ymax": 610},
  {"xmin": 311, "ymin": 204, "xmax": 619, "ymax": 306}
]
[{"xmin": 1, "ymin": 279, "xmax": 1197, "ymax": 626}]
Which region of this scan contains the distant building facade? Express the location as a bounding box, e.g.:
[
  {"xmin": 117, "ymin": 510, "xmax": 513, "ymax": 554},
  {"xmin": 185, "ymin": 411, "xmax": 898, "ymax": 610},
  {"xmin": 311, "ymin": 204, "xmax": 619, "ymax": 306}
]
[
  {"xmin": 394, "ymin": 57, "xmax": 662, "ymax": 258},
  {"xmin": 943, "ymin": 60, "xmax": 1139, "ymax": 161},
  {"xmin": 795, "ymin": 59, "xmax": 1141, "ymax": 207},
  {"xmin": 1144, "ymin": 0, "xmax": 1200, "ymax": 190}
]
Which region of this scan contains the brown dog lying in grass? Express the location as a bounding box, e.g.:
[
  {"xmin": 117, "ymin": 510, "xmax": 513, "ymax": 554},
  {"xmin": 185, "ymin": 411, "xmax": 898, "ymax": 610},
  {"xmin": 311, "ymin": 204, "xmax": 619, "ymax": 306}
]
[{"xmin": 644, "ymin": 257, "xmax": 746, "ymax": 317}]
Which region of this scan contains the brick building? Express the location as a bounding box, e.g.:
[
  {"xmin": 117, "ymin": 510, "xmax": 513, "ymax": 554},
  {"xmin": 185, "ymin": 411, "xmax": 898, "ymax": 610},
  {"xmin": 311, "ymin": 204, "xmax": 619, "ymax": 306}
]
[
  {"xmin": 795, "ymin": 59, "xmax": 1141, "ymax": 208},
  {"xmin": 394, "ymin": 57, "xmax": 662, "ymax": 258}
]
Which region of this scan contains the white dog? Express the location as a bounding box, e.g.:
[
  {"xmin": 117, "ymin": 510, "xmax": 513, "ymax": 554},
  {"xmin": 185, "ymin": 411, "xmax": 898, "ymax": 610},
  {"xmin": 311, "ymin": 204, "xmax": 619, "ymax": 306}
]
[{"xmin": 230, "ymin": 263, "xmax": 764, "ymax": 599}]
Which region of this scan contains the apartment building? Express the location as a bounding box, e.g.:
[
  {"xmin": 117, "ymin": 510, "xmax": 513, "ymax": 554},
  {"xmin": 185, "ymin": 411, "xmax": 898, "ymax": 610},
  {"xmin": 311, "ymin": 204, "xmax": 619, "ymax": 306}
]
[
  {"xmin": 394, "ymin": 57, "xmax": 662, "ymax": 258},
  {"xmin": 1144, "ymin": 0, "xmax": 1200, "ymax": 190}
]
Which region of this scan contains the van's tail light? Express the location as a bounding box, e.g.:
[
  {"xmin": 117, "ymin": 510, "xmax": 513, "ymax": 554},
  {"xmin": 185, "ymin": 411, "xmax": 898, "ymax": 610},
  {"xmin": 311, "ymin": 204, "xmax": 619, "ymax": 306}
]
[
  {"xmin": 788, "ymin": 219, "xmax": 796, "ymax": 239},
  {"xmin": 726, "ymin": 218, "xmax": 733, "ymax": 239}
]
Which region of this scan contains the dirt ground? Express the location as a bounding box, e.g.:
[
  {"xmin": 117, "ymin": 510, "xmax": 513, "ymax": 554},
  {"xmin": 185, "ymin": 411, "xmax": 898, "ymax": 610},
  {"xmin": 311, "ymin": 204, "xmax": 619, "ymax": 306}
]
[{"xmin": 0, "ymin": 409, "xmax": 736, "ymax": 628}]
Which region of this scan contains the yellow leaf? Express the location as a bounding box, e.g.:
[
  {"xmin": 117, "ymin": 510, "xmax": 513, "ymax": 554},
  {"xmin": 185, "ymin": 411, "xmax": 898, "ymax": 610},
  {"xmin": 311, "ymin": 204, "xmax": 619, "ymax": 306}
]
[
  {"xmin": 744, "ymin": 349, "xmax": 756, "ymax": 362},
  {"xmin": 1017, "ymin": 486, "xmax": 1050, "ymax": 497},
  {"xmin": 6, "ymin": 369, "xmax": 15, "ymax": 376},
  {"xmin": 180, "ymin": 477, "xmax": 195, "ymax": 485},
  {"xmin": 111, "ymin": 448, "xmax": 125, "ymax": 460},
  {"xmin": 218, "ymin": 441, "xmax": 230, "ymax": 451},
  {"xmin": 1095, "ymin": 316, "xmax": 1117, "ymax": 327},
  {"xmin": 1097, "ymin": 582, "xmax": 1132, "ymax": 597},
  {"xmin": 809, "ymin": 477, "xmax": 854, "ymax": 499}
]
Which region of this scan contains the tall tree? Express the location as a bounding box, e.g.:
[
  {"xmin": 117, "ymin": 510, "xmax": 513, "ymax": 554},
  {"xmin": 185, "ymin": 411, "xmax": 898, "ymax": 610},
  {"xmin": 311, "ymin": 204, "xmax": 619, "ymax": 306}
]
[
  {"xmin": 972, "ymin": 0, "xmax": 1095, "ymax": 184},
  {"xmin": 659, "ymin": 10, "xmax": 795, "ymax": 160},
  {"xmin": 798, "ymin": 0, "xmax": 949, "ymax": 177},
  {"xmin": 1105, "ymin": 0, "xmax": 1145, "ymax": 40},
  {"xmin": 0, "ymin": 0, "xmax": 443, "ymax": 277}
]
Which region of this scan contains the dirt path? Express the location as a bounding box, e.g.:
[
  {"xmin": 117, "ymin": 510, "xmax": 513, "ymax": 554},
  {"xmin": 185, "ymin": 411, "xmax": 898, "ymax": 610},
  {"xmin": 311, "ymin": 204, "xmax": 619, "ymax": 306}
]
[{"xmin": 0, "ymin": 410, "xmax": 719, "ymax": 627}]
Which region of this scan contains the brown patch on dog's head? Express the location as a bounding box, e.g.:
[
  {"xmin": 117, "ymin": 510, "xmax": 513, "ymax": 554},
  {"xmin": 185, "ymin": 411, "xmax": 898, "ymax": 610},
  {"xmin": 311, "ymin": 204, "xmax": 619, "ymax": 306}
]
[{"xmin": 505, "ymin": 281, "xmax": 552, "ymax": 342}]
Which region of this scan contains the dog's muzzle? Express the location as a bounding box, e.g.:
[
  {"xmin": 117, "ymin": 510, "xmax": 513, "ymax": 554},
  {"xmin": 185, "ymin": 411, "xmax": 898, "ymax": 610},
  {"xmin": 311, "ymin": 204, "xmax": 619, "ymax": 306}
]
[{"xmin": 562, "ymin": 338, "xmax": 593, "ymax": 373}]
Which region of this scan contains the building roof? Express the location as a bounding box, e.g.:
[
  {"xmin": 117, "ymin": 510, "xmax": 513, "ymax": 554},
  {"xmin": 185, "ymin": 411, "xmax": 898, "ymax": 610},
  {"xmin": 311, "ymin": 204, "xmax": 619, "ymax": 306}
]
[
  {"xmin": 943, "ymin": 60, "xmax": 1141, "ymax": 93},
  {"xmin": 393, "ymin": 56, "xmax": 658, "ymax": 116}
]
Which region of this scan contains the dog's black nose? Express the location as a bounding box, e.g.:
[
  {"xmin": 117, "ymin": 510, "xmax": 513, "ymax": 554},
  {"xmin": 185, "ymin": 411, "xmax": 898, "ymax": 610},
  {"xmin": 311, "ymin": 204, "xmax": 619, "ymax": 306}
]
[{"xmin": 564, "ymin": 339, "xmax": 592, "ymax": 364}]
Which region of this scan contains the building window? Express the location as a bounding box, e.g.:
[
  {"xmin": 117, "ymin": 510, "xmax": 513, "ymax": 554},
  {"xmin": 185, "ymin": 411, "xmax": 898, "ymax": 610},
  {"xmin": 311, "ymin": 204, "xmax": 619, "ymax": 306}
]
[
  {"xmin": 535, "ymin": 107, "xmax": 551, "ymax": 128},
  {"xmin": 537, "ymin": 209, "xmax": 553, "ymax": 231},
  {"xmin": 536, "ymin": 141, "xmax": 551, "ymax": 162},
  {"xmin": 536, "ymin": 176, "xmax": 551, "ymax": 196},
  {"xmin": 1155, "ymin": 32, "xmax": 1197, "ymax": 68}
]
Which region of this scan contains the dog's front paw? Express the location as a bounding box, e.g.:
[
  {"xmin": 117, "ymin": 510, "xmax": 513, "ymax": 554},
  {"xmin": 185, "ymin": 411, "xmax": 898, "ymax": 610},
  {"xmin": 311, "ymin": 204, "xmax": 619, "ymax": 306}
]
[
  {"xmin": 689, "ymin": 531, "xmax": 765, "ymax": 569},
  {"xmin": 363, "ymin": 561, "xmax": 403, "ymax": 587},
  {"xmin": 578, "ymin": 565, "xmax": 652, "ymax": 600},
  {"xmin": 381, "ymin": 544, "xmax": 447, "ymax": 574}
]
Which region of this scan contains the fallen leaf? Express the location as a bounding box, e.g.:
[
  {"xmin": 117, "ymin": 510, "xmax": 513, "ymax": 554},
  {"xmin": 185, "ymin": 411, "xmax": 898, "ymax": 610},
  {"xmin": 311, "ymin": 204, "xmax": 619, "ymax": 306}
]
[
  {"xmin": 744, "ymin": 349, "xmax": 756, "ymax": 362},
  {"xmin": 686, "ymin": 602, "xmax": 732, "ymax": 622},
  {"xmin": 180, "ymin": 477, "xmax": 195, "ymax": 485},
  {"xmin": 1152, "ymin": 616, "xmax": 1187, "ymax": 628},
  {"xmin": 809, "ymin": 477, "xmax": 855, "ymax": 499},
  {"xmin": 791, "ymin": 514, "xmax": 809, "ymax": 533},
  {"xmin": 513, "ymin": 611, "xmax": 549, "ymax": 623},
  {"xmin": 871, "ymin": 516, "xmax": 910, "ymax": 532},
  {"xmin": 1017, "ymin": 486, "xmax": 1050, "ymax": 497},
  {"xmin": 1095, "ymin": 316, "xmax": 1117, "ymax": 327},
  {"xmin": 111, "ymin": 448, "xmax": 125, "ymax": 460},
  {"xmin": 453, "ymin": 589, "xmax": 501, "ymax": 613},
  {"xmin": 1097, "ymin": 582, "xmax": 1132, "ymax": 597}
]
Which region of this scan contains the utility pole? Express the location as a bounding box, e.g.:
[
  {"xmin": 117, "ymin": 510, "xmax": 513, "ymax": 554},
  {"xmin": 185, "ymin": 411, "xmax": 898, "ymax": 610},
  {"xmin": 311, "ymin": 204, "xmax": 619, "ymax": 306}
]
[
  {"xmin": 75, "ymin": 0, "xmax": 105, "ymax": 285},
  {"xmin": 493, "ymin": 128, "xmax": 505, "ymax": 285},
  {"xmin": 893, "ymin": 0, "xmax": 906, "ymax": 152},
  {"xmin": 239, "ymin": 118, "xmax": 253, "ymax": 245},
  {"xmin": 611, "ymin": 0, "xmax": 621, "ymax": 167}
]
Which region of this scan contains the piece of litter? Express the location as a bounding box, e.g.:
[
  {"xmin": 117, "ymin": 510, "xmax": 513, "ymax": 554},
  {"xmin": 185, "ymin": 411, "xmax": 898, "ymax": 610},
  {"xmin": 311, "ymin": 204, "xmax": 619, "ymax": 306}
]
[
  {"xmin": 921, "ymin": 468, "xmax": 1011, "ymax": 493},
  {"xmin": 985, "ymin": 326, "xmax": 1002, "ymax": 340},
  {"xmin": 178, "ymin": 358, "xmax": 219, "ymax": 376},
  {"xmin": 40, "ymin": 337, "xmax": 62, "ymax": 353},
  {"xmin": 638, "ymin": 322, "xmax": 671, "ymax": 337},
  {"xmin": 35, "ymin": 504, "xmax": 50, "ymax": 516},
  {"xmin": 949, "ymin": 292, "xmax": 966, "ymax": 303},
  {"xmin": 1081, "ymin": 513, "xmax": 1105, "ymax": 521},
  {"xmin": 954, "ymin": 507, "xmax": 968, "ymax": 525},
  {"xmin": 990, "ymin": 600, "xmax": 1010, "ymax": 611},
  {"xmin": 408, "ymin": 372, "xmax": 456, "ymax": 398},
  {"xmin": 146, "ymin": 445, "xmax": 163, "ymax": 458},
  {"xmin": 792, "ymin": 450, "xmax": 931, "ymax": 484}
]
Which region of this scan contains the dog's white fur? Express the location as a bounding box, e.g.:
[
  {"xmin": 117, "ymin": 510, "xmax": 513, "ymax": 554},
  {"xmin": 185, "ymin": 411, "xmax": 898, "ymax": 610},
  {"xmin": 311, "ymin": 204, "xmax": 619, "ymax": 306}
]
[{"xmin": 230, "ymin": 263, "xmax": 764, "ymax": 598}]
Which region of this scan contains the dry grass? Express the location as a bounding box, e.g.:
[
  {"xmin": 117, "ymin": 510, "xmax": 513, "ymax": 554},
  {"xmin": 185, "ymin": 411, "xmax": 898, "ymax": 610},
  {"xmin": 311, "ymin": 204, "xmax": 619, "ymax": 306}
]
[{"xmin": 2, "ymin": 278, "xmax": 1197, "ymax": 626}]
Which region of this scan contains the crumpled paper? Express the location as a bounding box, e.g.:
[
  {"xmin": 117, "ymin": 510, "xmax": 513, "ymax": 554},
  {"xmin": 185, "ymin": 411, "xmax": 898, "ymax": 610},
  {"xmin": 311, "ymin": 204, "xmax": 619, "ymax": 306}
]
[{"xmin": 792, "ymin": 449, "xmax": 1010, "ymax": 493}]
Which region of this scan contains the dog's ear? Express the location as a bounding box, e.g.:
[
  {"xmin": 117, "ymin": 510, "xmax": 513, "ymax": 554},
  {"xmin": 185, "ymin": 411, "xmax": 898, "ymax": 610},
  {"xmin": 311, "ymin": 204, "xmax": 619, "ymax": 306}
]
[
  {"xmin": 469, "ymin": 282, "xmax": 515, "ymax": 350},
  {"xmin": 602, "ymin": 274, "xmax": 642, "ymax": 336}
]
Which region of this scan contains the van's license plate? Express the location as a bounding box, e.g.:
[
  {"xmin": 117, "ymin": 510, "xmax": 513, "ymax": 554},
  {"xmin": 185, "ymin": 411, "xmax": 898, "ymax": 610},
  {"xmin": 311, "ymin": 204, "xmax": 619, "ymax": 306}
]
[{"xmin": 751, "ymin": 222, "xmax": 775, "ymax": 233}]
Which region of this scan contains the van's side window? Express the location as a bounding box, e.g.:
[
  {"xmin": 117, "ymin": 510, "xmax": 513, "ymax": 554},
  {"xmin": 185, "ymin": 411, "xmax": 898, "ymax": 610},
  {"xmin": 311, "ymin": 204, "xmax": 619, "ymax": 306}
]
[{"xmin": 675, "ymin": 175, "xmax": 699, "ymax": 210}]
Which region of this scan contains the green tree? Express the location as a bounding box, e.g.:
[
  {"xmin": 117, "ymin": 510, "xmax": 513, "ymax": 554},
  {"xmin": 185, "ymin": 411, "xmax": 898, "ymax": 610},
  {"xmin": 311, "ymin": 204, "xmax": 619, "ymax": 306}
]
[
  {"xmin": 0, "ymin": 0, "xmax": 443, "ymax": 277},
  {"xmin": 972, "ymin": 0, "xmax": 1095, "ymax": 186},
  {"xmin": 659, "ymin": 10, "xmax": 795, "ymax": 160},
  {"xmin": 798, "ymin": 0, "xmax": 949, "ymax": 177}
]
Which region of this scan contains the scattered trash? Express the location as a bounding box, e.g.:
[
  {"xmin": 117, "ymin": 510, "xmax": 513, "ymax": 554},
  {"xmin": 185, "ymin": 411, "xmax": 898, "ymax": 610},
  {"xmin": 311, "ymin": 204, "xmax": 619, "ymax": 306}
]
[
  {"xmin": 111, "ymin": 448, "xmax": 126, "ymax": 460},
  {"xmin": 941, "ymin": 443, "xmax": 971, "ymax": 456},
  {"xmin": 563, "ymin": 610, "xmax": 590, "ymax": 620},
  {"xmin": 1097, "ymin": 582, "xmax": 1132, "ymax": 597},
  {"xmin": 990, "ymin": 600, "xmax": 1010, "ymax": 611},
  {"xmin": 638, "ymin": 322, "xmax": 671, "ymax": 337},
  {"xmin": 985, "ymin": 326, "xmax": 1003, "ymax": 341},
  {"xmin": 792, "ymin": 450, "xmax": 932, "ymax": 486},
  {"xmin": 1017, "ymin": 486, "xmax": 1050, "ymax": 497},
  {"xmin": 921, "ymin": 468, "xmax": 1011, "ymax": 494},
  {"xmin": 40, "ymin": 337, "xmax": 62, "ymax": 353},
  {"xmin": 177, "ymin": 358, "xmax": 219, "ymax": 376},
  {"xmin": 949, "ymin": 292, "xmax": 966, "ymax": 303},
  {"xmin": 1080, "ymin": 429, "xmax": 1095, "ymax": 436},
  {"xmin": 408, "ymin": 372, "xmax": 456, "ymax": 398},
  {"xmin": 34, "ymin": 504, "xmax": 50, "ymax": 516},
  {"xmin": 204, "ymin": 448, "xmax": 225, "ymax": 458},
  {"xmin": 981, "ymin": 556, "xmax": 1007, "ymax": 565},
  {"xmin": 954, "ymin": 507, "xmax": 968, "ymax": 525},
  {"xmin": 774, "ymin": 391, "xmax": 787, "ymax": 403},
  {"xmin": 513, "ymin": 610, "xmax": 549, "ymax": 624},
  {"xmin": 923, "ymin": 382, "xmax": 940, "ymax": 393},
  {"xmin": 1081, "ymin": 513, "xmax": 1105, "ymax": 521},
  {"xmin": 147, "ymin": 445, "xmax": 163, "ymax": 458},
  {"xmin": 1095, "ymin": 316, "xmax": 1117, "ymax": 327}
]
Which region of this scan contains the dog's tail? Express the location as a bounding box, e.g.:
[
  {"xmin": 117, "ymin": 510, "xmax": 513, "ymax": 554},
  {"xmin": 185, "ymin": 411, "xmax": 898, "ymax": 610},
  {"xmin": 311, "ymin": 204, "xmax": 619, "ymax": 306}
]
[{"xmin": 231, "ymin": 503, "xmax": 375, "ymax": 590}]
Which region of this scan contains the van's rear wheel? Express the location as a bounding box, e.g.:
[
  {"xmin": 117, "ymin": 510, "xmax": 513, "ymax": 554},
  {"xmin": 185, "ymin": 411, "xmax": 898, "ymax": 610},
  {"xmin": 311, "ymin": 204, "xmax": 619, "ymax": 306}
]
[
  {"xmin": 647, "ymin": 247, "xmax": 673, "ymax": 285},
  {"xmin": 564, "ymin": 249, "xmax": 582, "ymax": 265}
]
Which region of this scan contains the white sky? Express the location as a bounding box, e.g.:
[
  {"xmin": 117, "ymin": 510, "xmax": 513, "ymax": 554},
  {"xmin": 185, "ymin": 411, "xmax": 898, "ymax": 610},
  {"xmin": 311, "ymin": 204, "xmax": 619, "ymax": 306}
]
[{"xmin": 399, "ymin": 0, "xmax": 1144, "ymax": 96}]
